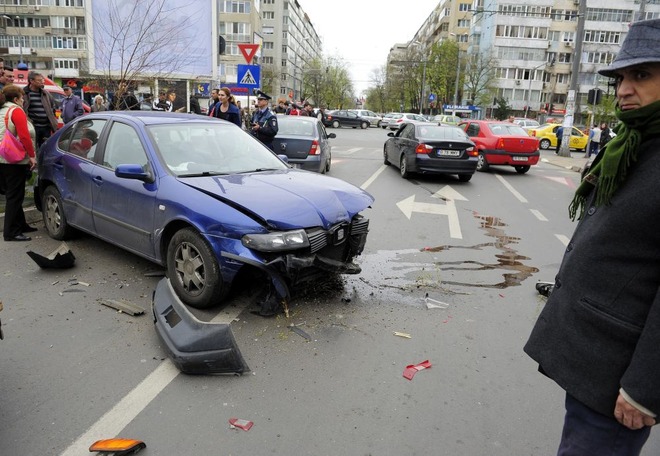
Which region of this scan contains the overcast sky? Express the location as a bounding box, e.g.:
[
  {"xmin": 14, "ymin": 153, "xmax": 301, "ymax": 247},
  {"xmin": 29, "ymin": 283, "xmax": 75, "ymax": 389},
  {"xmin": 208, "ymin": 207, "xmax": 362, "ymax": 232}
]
[{"xmin": 297, "ymin": 0, "xmax": 440, "ymax": 95}]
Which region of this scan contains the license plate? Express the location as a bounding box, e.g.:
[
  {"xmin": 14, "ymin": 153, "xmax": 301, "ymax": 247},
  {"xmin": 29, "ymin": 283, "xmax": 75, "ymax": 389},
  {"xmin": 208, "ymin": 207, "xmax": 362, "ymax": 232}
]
[
  {"xmin": 512, "ymin": 156, "xmax": 528, "ymax": 161},
  {"xmin": 438, "ymin": 150, "xmax": 460, "ymax": 157}
]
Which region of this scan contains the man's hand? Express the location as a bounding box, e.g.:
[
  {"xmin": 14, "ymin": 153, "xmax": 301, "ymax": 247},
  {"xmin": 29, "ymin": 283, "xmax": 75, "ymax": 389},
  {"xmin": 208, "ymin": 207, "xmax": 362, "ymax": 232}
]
[{"xmin": 614, "ymin": 394, "xmax": 656, "ymax": 430}]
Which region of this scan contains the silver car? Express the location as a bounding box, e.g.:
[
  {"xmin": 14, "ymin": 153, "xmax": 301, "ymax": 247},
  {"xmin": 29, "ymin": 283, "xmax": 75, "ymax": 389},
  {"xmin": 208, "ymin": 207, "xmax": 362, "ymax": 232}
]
[
  {"xmin": 388, "ymin": 113, "xmax": 429, "ymax": 131},
  {"xmin": 350, "ymin": 109, "xmax": 383, "ymax": 128}
]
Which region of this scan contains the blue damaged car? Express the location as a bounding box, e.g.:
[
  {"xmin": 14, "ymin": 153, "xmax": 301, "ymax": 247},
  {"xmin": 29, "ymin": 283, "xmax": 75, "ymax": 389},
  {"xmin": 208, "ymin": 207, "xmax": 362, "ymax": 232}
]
[{"xmin": 35, "ymin": 112, "xmax": 373, "ymax": 314}]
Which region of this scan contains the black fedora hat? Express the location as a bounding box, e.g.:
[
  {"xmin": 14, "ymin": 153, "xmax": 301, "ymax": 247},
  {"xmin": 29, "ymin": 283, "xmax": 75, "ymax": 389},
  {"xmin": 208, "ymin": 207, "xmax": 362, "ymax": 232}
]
[{"xmin": 599, "ymin": 19, "xmax": 660, "ymax": 78}]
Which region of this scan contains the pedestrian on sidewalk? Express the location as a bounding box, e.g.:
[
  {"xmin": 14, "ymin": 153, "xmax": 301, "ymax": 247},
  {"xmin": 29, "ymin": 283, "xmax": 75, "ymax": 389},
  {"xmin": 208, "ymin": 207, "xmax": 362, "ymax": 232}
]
[
  {"xmin": 525, "ymin": 18, "xmax": 660, "ymax": 456},
  {"xmin": 61, "ymin": 87, "xmax": 84, "ymax": 124},
  {"xmin": 588, "ymin": 123, "xmax": 602, "ymax": 156}
]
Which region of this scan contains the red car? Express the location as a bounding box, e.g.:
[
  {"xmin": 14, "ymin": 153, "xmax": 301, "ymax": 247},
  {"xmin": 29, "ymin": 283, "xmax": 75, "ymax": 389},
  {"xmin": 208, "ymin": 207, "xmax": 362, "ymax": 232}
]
[{"xmin": 458, "ymin": 120, "xmax": 540, "ymax": 174}]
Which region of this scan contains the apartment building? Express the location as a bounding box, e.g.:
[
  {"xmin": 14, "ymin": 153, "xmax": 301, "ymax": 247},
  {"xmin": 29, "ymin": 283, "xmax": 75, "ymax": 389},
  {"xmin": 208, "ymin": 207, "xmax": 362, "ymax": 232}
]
[{"xmin": 260, "ymin": 0, "xmax": 321, "ymax": 102}]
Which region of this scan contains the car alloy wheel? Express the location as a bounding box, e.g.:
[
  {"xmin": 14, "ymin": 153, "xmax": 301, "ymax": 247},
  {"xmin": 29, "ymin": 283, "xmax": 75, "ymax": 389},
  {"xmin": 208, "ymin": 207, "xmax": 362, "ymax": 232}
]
[
  {"xmin": 360, "ymin": 122, "xmax": 369, "ymax": 129},
  {"xmin": 476, "ymin": 152, "xmax": 489, "ymax": 172},
  {"xmin": 540, "ymin": 138, "xmax": 551, "ymax": 150},
  {"xmin": 332, "ymin": 120, "xmax": 340, "ymax": 128},
  {"xmin": 167, "ymin": 228, "xmax": 226, "ymax": 309},
  {"xmin": 42, "ymin": 186, "xmax": 72, "ymax": 240},
  {"xmin": 399, "ymin": 155, "xmax": 409, "ymax": 178},
  {"xmin": 383, "ymin": 147, "xmax": 390, "ymax": 165}
]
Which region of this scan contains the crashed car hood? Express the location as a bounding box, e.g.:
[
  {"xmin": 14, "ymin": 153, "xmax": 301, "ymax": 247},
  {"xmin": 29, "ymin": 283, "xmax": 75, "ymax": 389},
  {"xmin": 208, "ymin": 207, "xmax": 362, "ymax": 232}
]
[{"xmin": 180, "ymin": 170, "xmax": 374, "ymax": 229}]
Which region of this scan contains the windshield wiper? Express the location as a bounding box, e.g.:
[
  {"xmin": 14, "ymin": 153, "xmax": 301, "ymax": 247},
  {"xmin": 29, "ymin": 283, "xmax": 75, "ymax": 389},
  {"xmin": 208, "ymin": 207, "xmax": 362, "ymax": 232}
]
[
  {"xmin": 177, "ymin": 171, "xmax": 228, "ymax": 177},
  {"xmin": 238, "ymin": 168, "xmax": 281, "ymax": 174}
]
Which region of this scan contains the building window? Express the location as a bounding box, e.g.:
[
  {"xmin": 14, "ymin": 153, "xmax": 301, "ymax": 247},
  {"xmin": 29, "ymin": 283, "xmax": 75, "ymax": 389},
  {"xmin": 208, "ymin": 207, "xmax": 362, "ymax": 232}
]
[
  {"xmin": 219, "ymin": 1, "xmax": 251, "ymax": 13},
  {"xmin": 458, "ymin": 3, "xmax": 470, "ymax": 11},
  {"xmin": 262, "ymin": 56, "xmax": 274, "ymax": 64},
  {"xmin": 263, "ymin": 41, "xmax": 273, "ymax": 49},
  {"xmin": 263, "ymin": 11, "xmax": 274, "ymax": 19},
  {"xmin": 263, "ymin": 26, "xmax": 274, "ymax": 35},
  {"xmin": 281, "ymin": 59, "xmax": 287, "ymax": 67},
  {"xmin": 52, "ymin": 36, "xmax": 86, "ymax": 50},
  {"xmin": 54, "ymin": 58, "xmax": 79, "ymax": 69}
]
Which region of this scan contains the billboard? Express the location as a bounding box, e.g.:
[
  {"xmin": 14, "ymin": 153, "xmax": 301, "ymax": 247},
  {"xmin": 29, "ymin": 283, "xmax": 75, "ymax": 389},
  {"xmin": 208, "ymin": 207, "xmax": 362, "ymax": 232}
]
[{"xmin": 90, "ymin": 0, "xmax": 212, "ymax": 78}]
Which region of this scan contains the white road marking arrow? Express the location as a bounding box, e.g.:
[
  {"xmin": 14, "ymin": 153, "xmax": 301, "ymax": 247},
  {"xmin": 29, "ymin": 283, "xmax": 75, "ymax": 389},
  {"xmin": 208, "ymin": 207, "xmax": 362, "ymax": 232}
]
[{"xmin": 396, "ymin": 185, "xmax": 467, "ymax": 239}]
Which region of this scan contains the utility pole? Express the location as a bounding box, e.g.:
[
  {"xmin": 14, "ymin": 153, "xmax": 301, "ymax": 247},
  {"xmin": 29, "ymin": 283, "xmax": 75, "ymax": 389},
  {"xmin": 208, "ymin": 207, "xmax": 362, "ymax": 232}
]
[{"xmin": 558, "ymin": 0, "xmax": 586, "ymax": 157}]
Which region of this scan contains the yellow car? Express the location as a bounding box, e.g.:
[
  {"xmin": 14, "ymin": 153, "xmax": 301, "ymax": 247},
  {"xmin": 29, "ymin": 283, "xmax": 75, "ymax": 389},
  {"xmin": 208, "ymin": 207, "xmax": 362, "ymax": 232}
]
[{"xmin": 527, "ymin": 124, "xmax": 589, "ymax": 151}]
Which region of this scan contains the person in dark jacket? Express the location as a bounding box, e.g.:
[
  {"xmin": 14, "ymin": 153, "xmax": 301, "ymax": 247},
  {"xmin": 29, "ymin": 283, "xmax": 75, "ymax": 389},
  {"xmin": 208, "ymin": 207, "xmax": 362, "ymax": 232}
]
[
  {"xmin": 250, "ymin": 91, "xmax": 278, "ymax": 149},
  {"xmin": 22, "ymin": 71, "xmax": 58, "ymax": 148},
  {"xmin": 189, "ymin": 95, "xmax": 201, "ymax": 115},
  {"xmin": 61, "ymin": 87, "xmax": 84, "ymax": 124},
  {"xmin": 213, "ymin": 87, "xmax": 241, "ymax": 127},
  {"xmin": 524, "ymin": 19, "xmax": 660, "ymax": 455}
]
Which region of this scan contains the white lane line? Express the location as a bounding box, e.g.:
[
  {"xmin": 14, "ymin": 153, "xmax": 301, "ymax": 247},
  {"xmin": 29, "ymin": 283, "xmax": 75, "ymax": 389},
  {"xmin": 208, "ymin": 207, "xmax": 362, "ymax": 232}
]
[
  {"xmin": 361, "ymin": 165, "xmax": 388, "ymax": 191},
  {"xmin": 555, "ymin": 234, "xmax": 570, "ymax": 246},
  {"xmin": 60, "ymin": 360, "xmax": 180, "ymax": 456},
  {"xmin": 495, "ymin": 174, "xmax": 528, "ymax": 203},
  {"xmin": 530, "ymin": 209, "xmax": 548, "ymax": 221},
  {"xmin": 344, "ymin": 147, "xmax": 362, "ymax": 154}
]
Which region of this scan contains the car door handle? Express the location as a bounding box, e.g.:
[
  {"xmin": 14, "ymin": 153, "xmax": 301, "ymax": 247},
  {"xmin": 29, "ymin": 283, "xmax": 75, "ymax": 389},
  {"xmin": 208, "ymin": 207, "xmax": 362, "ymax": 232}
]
[{"xmin": 93, "ymin": 175, "xmax": 104, "ymax": 186}]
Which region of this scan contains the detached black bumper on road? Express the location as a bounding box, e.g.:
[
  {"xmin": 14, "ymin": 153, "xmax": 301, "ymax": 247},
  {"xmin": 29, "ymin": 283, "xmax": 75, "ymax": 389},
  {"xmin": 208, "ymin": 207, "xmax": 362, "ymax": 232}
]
[{"xmin": 152, "ymin": 278, "xmax": 249, "ymax": 375}]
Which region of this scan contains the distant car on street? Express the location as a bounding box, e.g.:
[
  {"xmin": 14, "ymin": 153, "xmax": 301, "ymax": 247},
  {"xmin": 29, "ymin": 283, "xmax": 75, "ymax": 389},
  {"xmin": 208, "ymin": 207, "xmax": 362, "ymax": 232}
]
[
  {"xmin": 458, "ymin": 120, "xmax": 540, "ymax": 174},
  {"xmin": 350, "ymin": 109, "xmax": 383, "ymax": 128},
  {"xmin": 323, "ymin": 110, "xmax": 370, "ymax": 129},
  {"xmin": 526, "ymin": 123, "xmax": 589, "ymax": 152},
  {"xmin": 383, "ymin": 123, "xmax": 477, "ymax": 181},
  {"xmin": 432, "ymin": 114, "xmax": 462, "ymax": 125},
  {"xmin": 512, "ymin": 118, "xmax": 541, "ymax": 130},
  {"xmin": 380, "ymin": 113, "xmax": 401, "ymax": 129},
  {"xmin": 387, "ymin": 113, "xmax": 429, "ymax": 131},
  {"xmin": 271, "ymin": 116, "xmax": 335, "ymax": 173}
]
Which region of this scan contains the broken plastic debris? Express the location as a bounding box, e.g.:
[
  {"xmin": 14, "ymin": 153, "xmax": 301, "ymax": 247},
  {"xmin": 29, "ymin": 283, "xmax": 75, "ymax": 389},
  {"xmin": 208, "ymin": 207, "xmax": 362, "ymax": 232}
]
[
  {"xmin": 229, "ymin": 418, "xmax": 254, "ymax": 431},
  {"xmin": 26, "ymin": 242, "xmax": 75, "ymax": 269},
  {"xmin": 393, "ymin": 331, "xmax": 411, "ymax": 339},
  {"xmin": 101, "ymin": 299, "xmax": 145, "ymax": 316},
  {"xmin": 289, "ymin": 325, "xmax": 311, "ymax": 341},
  {"xmin": 424, "ymin": 296, "xmax": 449, "ymax": 309},
  {"xmin": 88, "ymin": 438, "xmax": 146, "ymax": 454},
  {"xmin": 403, "ymin": 360, "xmax": 432, "ymax": 380}
]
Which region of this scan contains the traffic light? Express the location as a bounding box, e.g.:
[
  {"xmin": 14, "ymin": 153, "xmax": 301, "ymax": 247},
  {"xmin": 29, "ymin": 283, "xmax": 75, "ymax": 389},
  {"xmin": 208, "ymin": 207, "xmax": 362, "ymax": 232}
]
[{"xmin": 587, "ymin": 88, "xmax": 602, "ymax": 105}]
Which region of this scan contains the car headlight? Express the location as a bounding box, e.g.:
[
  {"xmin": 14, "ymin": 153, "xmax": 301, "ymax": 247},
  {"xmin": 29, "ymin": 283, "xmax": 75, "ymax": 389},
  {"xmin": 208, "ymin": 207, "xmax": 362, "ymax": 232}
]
[{"xmin": 241, "ymin": 229, "xmax": 310, "ymax": 252}]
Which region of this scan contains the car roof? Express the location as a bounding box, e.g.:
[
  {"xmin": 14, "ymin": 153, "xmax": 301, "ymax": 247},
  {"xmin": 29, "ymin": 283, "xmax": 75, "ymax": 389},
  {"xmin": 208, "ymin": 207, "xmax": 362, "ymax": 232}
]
[{"xmin": 79, "ymin": 111, "xmax": 225, "ymax": 126}]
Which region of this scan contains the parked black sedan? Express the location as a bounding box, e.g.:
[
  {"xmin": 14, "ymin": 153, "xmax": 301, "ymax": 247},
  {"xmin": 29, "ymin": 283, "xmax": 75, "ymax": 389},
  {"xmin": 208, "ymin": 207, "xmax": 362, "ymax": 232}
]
[
  {"xmin": 383, "ymin": 123, "xmax": 478, "ymax": 181},
  {"xmin": 323, "ymin": 110, "xmax": 370, "ymax": 129},
  {"xmin": 271, "ymin": 116, "xmax": 335, "ymax": 173}
]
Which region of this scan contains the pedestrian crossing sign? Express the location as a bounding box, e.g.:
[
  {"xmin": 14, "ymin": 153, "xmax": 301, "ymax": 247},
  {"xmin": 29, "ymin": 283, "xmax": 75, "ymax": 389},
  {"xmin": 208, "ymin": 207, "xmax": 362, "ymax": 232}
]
[{"xmin": 237, "ymin": 64, "xmax": 260, "ymax": 89}]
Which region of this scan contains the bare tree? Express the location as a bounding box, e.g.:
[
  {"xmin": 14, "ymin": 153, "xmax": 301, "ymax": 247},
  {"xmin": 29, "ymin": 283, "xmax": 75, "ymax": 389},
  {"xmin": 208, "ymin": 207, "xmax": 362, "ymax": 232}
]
[
  {"xmin": 463, "ymin": 53, "xmax": 498, "ymax": 108},
  {"xmin": 89, "ymin": 0, "xmax": 208, "ymax": 104}
]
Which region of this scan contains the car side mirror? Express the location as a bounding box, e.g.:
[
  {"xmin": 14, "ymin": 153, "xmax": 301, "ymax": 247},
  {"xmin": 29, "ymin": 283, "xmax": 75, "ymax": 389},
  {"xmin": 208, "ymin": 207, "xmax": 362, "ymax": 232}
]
[
  {"xmin": 328, "ymin": 133, "xmax": 336, "ymax": 139},
  {"xmin": 115, "ymin": 164, "xmax": 154, "ymax": 183}
]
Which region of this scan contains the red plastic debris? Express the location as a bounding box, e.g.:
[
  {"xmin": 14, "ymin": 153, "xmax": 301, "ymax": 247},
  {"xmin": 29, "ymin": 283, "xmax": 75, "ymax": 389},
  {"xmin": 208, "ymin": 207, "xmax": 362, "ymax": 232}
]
[
  {"xmin": 403, "ymin": 360, "xmax": 432, "ymax": 380},
  {"xmin": 229, "ymin": 418, "xmax": 254, "ymax": 431}
]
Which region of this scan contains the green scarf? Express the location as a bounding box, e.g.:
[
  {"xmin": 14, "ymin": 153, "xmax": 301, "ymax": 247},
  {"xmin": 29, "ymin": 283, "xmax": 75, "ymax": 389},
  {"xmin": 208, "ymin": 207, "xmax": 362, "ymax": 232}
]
[{"xmin": 569, "ymin": 100, "xmax": 660, "ymax": 220}]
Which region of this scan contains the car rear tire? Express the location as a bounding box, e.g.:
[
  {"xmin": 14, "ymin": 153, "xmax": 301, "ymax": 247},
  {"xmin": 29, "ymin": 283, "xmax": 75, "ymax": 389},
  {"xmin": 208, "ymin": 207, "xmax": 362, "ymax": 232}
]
[
  {"xmin": 399, "ymin": 156, "xmax": 410, "ymax": 179},
  {"xmin": 381, "ymin": 125, "xmax": 387, "ymax": 129},
  {"xmin": 360, "ymin": 121, "xmax": 369, "ymax": 129},
  {"xmin": 515, "ymin": 165, "xmax": 530, "ymax": 174},
  {"xmin": 42, "ymin": 186, "xmax": 73, "ymax": 240},
  {"xmin": 332, "ymin": 120, "xmax": 340, "ymax": 128},
  {"xmin": 476, "ymin": 152, "xmax": 489, "ymax": 172},
  {"xmin": 540, "ymin": 139, "xmax": 551, "ymax": 150},
  {"xmin": 458, "ymin": 173, "xmax": 472, "ymax": 182},
  {"xmin": 167, "ymin": 228, "xmax": 226, "ymax": 309}
]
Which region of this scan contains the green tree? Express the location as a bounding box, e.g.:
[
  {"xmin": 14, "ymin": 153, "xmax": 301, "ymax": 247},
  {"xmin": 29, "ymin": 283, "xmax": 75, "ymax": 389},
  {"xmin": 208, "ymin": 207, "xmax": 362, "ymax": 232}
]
[{"xmin": 493, "ymin": 97, "xmax": 512, "ymax": 120}]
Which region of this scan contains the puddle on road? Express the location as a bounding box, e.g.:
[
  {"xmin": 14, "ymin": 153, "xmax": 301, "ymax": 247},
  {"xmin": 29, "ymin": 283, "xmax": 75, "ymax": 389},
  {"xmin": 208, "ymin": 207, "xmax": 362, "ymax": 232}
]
[{"xmin": 342, "ymin": 212, "xmax": 539, "ymax": 306}]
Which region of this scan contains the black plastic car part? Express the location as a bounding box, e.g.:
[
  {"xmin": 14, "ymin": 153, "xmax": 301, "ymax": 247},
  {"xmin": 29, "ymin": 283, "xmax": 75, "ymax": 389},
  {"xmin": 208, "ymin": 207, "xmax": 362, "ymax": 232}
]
[{"xmin": 152, "ymin": 278, "xmax": 249, "ymax": 374}]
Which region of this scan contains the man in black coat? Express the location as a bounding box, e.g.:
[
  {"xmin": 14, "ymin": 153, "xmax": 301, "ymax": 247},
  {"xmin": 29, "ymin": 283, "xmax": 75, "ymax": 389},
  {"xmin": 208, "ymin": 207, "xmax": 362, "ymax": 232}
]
[{"xmin": 525, "ymin": 19, "xmax": 660, "ymax": 455}]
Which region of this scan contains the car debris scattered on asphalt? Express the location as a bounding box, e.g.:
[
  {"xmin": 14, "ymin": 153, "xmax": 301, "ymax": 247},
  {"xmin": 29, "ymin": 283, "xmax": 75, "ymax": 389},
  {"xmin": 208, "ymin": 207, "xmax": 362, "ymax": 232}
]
[
  {"xmin": 26, "ymin": 242, "xmax": 76, "ymax": 269},
  {"xmin": 229, "ymin": 418, "xmax": 254, "ymax": 431},
  {"xmin": 403, "ymin": 360, "xmax": 432, "ymax": 380},
  {"xmin": 393, "ymin": 331, "xmax": 411, "ymax": 339},
  {"xmin": 424, "ymin": 294, "xmax": 449, "ymax": 309},
  {"xmin": 88, "ymin": 437, "xmax": 146, "ymax": 455},
  {"xmin": 100, "ymin": 299, "xmax": 145, "ymax": 316}
]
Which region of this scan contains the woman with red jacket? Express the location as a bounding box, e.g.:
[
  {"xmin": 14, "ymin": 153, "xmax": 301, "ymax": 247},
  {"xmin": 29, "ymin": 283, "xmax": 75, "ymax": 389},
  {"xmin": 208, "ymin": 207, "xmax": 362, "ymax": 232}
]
[{"xmin": 0, "ymin": 84, "xmax": 37, "ymax": 241}]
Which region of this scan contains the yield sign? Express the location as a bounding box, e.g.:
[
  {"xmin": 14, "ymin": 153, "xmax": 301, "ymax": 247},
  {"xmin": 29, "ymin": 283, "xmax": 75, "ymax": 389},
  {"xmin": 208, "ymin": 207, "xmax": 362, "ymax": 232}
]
[{"xmin": 238, "ymin": 43, "xmax": 260, "ymax": 64}]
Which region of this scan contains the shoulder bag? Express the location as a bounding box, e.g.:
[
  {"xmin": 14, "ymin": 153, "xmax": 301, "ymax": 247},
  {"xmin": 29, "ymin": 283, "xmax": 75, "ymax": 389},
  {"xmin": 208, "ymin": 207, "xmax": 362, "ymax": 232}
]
[{"xmin": 0, "ymin": 107, "xmax": 27, "ymax": 164}]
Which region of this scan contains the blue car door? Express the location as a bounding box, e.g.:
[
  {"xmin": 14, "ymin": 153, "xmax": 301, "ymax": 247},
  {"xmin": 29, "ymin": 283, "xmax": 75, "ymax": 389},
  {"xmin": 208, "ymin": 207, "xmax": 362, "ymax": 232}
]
[{"xmin": 91, "ymin": 121, "xmax": 158, "ymax": 259}]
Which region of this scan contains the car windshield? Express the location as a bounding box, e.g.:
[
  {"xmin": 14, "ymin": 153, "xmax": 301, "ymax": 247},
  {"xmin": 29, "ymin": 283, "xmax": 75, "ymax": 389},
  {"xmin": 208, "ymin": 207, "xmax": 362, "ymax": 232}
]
[
  {"xmin": 277, "ymin": 118, "xmax": 316, "ymax": 136},
  {"xmin": 488, "ymin": 123, "xmax": 528, "ymax": 136},
  {"xmin": 417, "ymin": 125, "xmax": 470, "ymax": 140},
  {"xmin": 147, "ymin": 123, "xmax": 288, "ymax": 176}
]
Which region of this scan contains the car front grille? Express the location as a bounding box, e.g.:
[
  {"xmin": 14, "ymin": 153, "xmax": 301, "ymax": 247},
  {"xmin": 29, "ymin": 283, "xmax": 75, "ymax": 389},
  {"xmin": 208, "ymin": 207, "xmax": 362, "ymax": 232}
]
[{"xmin": 306, "ymin": 215, "xmax": 369, "ymax": 256}]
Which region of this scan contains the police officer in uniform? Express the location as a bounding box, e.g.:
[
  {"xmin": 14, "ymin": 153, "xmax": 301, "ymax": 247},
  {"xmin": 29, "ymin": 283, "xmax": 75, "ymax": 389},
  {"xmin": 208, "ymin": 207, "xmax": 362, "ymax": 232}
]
[{"xmin": 250, "ymin": 90, "xmax": 278, "ymax": 150}]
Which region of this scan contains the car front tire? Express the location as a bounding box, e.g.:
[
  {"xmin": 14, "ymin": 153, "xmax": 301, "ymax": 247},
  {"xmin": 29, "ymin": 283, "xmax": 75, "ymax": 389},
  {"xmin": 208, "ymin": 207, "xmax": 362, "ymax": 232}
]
[
  {"xmin": 167, "ymin": 228, "xmax": 226, "ymax": 309},
  {"xmin": 476, "ymin": 152, "xmax": 489, "ymax": 172},
  {"xmin": 42, "ymin": 186, "xmax": 73, "ymax": 240},
  {"xmin": 332, "ymin": 120, "xmax": 340, "ymax": 128},
  {"xmin": 399, "ymin": 155, "xmax": 410, "ymax": 179},
  {"xmin": 383, "ymin": 147, "xmax": 390, "ymax": 165},
  {"xmin": 360, "ymin": 121, "xmax": 369, "ymax": 129}
]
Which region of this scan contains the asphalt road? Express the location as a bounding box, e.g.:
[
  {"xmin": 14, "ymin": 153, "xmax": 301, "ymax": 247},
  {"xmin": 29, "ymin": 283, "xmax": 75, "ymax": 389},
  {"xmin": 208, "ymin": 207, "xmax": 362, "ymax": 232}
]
[{"xmin": 1, "ymin": 125, "xmax": 658, "ymax": 455}]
